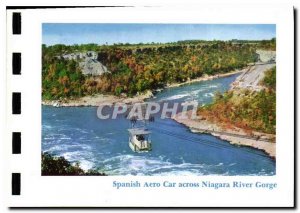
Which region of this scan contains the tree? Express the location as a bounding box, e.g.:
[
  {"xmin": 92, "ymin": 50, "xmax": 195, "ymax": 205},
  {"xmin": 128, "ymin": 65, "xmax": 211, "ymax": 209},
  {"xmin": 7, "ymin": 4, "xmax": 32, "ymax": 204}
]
[{"xmin": 41, "ymin": 152, "xmax": 106, "ymax": 176}]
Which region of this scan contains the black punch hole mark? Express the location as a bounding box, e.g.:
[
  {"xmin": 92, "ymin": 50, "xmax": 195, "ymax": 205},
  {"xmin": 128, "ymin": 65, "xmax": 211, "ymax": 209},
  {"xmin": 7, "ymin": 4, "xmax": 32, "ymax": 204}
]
[
  {"xmin": 12, "ymin": 53, "xmax": 21, "ymax": 75},
  {"xmin": 12, "ymin": 132, "xmax": 21, "ymax": 154},
  {"xmin": 12, "ymin": 173, "xmax": 21, "ymax": 195},
  {"xmin": 12, "ymin": 92, "xmax": 21, "ymax": 114},
  {"xmin": 12, "ymin": 13, "xmax": 21, "ymax": 34}
]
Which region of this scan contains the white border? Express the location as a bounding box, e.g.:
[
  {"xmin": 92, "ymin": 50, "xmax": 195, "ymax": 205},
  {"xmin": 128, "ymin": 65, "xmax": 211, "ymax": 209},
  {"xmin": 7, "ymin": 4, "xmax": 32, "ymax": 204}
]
[{"xmin": 5, "ymin": 5, "xmax": 294, "ymax": 207}]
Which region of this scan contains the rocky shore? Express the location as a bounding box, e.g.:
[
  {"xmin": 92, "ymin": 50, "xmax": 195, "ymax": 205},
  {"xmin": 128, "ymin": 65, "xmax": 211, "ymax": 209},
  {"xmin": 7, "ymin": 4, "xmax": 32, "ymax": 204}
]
[
  {"xmin": 166, "ymin": 69, "xmax": 245, "ymax": 88},
  {"xmin": 173, "ymin": 111, "xmax": 276, "ymax": 158},
  {"xmin": 42, "ymin": 90, "xmax": 154, "ymax": 107},
  {"xmin": 172, "ymin": 60, "xmax": 276, "ymax": 159},
  {"xmin": 42, "ymin": 68, "xmax": 246, "ymax": 107}
]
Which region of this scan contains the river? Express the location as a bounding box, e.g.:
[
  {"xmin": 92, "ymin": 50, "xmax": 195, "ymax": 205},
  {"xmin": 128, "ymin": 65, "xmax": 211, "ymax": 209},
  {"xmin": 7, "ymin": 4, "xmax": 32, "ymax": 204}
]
[{"xmin": 42, "ymin": 73, "xmax": 275, "ymax": 176}]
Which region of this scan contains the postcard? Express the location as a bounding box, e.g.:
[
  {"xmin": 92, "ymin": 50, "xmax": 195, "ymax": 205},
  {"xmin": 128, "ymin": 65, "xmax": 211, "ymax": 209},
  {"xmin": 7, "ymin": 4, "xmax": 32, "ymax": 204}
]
[{"xmin": 5, "ymin": 4, "xmax": 294, "ymax": 207}]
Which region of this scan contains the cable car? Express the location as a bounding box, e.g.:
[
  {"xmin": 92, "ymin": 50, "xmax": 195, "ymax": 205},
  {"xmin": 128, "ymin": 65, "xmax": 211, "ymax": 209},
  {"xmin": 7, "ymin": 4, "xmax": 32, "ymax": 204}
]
[
  {"xmin": 127, "ymin": 103, "xmax": 154, "ymax": 152},
  {"xmin": 128, "ymin": 128, "xmax": 152, "ymax": 152}
]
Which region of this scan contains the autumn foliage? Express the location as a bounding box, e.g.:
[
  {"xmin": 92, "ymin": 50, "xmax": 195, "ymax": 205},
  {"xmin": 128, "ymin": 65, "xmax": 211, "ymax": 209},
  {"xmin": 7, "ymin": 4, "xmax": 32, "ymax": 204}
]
[
  {"xmin": 198, "ymin": 67, "xmax": 276, "ymax": 134},
  {"xmin": 42, "ymin": 39, "xmax": 275, "ymax": 100}
]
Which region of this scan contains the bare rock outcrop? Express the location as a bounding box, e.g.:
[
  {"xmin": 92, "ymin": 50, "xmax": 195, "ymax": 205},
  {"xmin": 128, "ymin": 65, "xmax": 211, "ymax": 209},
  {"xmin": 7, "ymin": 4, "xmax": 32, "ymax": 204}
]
[
  {"xmin": 231, "ymin": 50, "xmax": 276, "ymax": 91},
  {"xmin": 230, "ymin": 63, "xmax": 276, "ymax": 91},
  {"xmin": 60, "ymin": 51, "xmax": 110, "ymax": 76},
  {"xmin": 256, "ymin": 50, "xmax": 276, "ymax": 63}
]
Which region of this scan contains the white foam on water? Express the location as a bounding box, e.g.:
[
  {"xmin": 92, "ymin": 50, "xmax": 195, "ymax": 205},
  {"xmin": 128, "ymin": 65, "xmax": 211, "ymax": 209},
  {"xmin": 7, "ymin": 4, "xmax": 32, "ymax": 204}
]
[
  {"xmin": 77, "ymin": 159, "xmax": 95, "ymax": 171},
  {"xmin": 160, "ymin": 94, "xmax": 190, "ymax": 101},
  {"xmin": 101, "ymin": 154, "xmax": 231, "ymax": 176},
  {"xmin": 46, "ymin": 133, "xmax": 69, "ymax": 137},
  {"xmin": 42, "ymin": 125, "xmax": 53, "ymax": 129},
  {"xmin": 43, "ymin": 144, "xmax": 69, "ymax": 152},
  {"xmin": 60, "ymin": 137, "xmax": 72, "ymax": 140},
  {"xmin": 75, "ymin": 128, "xmax": 90, "ymax": 134},
  {"xmin": 158, "ymin": 155, "xmax": 165, "ymax": 161},
  {"xmin": 62, "ymin": 151, "xmax": 83, "ymax": 160},
  {"xmin": 43, "ymin": 137, "xmax": 55, "ymax": 140},
  {"xmin": 106, "ymin": 132, "xmax": 116, "ymax": 135},
  {"xmin": 204, "ymin": 92, "xmax": 214, "ymax": 97},
  {"xmin": 179, "ymin": 157, "xmax": 186, "ymax": 164},
  {"xmin": 60, "ymin": 150, "xmax": 95, "ymax": 170},
  {"xmin": 157, "ymin": 170, "xmax": 203, "ymax": 176},
  {"xmin": 74, "ymin": 144, "xmax": 92, "ymax": 151},
  {"xmin": 190, "ymin": 88, "xmax": 207, "ymax": 96},
  {"xmin": 208, "ymin": 85, "xmax": 219, "ymax": 88},
  {"xmin": 43, "ymin": 142, "xmax": 274, "ymax": 176}
]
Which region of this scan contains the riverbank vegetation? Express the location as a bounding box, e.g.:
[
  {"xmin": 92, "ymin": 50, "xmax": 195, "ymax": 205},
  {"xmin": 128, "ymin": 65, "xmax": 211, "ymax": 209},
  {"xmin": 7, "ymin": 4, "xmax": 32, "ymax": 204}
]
[
  {"xmin": 198, "ymin": 66, "xmax": 276, "ymax": 134},
  {"xmin": 42, "ymin": 39, "xmax": 275, "ymax": 100},
  {"xmin": 41, "ymin": 152, "xmax": 106, "ymax": 176}
]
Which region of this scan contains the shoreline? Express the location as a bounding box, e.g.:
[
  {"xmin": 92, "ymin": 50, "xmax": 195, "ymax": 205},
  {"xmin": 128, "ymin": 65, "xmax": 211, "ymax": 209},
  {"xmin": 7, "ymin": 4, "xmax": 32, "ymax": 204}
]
[
  {"xmin": 42, "ymin": 68, "xmax": 246, "ymax": 107},
  {"xmin": 166, "ymin": 68, "xmax": 245, "ymax": 89},
  {"xmin": 42, "ymin": 91, "xmax": 153, "ymax": 107},
  {"xmin": 172, "ymin": 111, "xmax": 276, "ymax": 159}
]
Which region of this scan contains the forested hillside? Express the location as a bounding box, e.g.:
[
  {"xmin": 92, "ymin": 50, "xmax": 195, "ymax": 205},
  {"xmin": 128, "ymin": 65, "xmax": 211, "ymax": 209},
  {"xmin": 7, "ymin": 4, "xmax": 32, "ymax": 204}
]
[
  {"xmin": 42, "ymin": 39, "xmax": 275, "ymax": 100},
  {"xmin": 198, "ymin": 66, "xmax": 276, "ymax": 134}
]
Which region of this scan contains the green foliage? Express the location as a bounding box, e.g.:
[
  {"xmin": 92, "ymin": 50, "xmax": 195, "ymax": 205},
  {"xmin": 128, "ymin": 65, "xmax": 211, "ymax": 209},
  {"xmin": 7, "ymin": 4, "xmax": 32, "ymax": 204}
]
[
  {"xmin": 41, "ymin": 152, "xmax": 106, "ymax": 176},
  {"xmin": 42, "ymin": 59, "xmax": 85, "ymax": 100},
  {"xmin": 42, "ymin": 39, "xmax": 275, "ymax": 100},
  {"xmin": 114, "ymin": 86, "xmax": 123, "ymax": 96},
  {"xmin": 199, "ymin": 67, "xmax": 276, "ymax": 134},
  {"xmin": 257, "ymin": 38, "xmax": 276, "ymax": 51},
  {"xmin": 262, "ymin": 66, "xmax": 276, "ymax": 90}
]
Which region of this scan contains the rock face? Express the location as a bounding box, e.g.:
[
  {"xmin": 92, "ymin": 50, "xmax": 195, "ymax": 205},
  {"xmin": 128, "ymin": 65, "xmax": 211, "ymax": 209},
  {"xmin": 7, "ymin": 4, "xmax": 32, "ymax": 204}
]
[
  {"xmin": 230, "ymin": 63, "xmax": 276, "ymax": 91},
  {"xmin": 61, "ymin": 51, "xmax": 110, "ymax": 76},
  {"xmin": 230, "ymin": 50, "xmax": 276, "ymax": 91},
  {"xmin": 256, "ymin": 50, "xmax": 276, "ymax": 63},
  {"xmin": 79, "ymin": 58, "xmax": 109, "ymax": 76},
  {"xmin": 62, "ymin": 51, "xmax": 98, "ymax": 60}
]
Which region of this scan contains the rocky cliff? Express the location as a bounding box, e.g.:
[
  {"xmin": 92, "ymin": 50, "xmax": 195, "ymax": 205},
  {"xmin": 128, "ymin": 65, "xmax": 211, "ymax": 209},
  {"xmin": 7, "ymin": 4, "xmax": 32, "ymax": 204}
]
[
  {"xmin": 230, "ymin": 63, "xmax": 276, "ymax": 91},
  {"xmin": 231, "ymin": 50, "xmax": 276, "ymax": 91},
  {"xmin": 255, "ymin": 50, "xmax": 276, "ymax": 63},
  {"xmin": 60, "ymin": 51, "xmax": 110, "ymax": 76}
]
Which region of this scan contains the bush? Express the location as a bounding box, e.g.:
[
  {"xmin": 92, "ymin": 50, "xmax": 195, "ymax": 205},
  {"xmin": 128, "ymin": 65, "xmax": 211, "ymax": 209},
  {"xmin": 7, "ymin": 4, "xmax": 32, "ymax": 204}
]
[
  {"xmin": 198, "ymin": 67, "xmax": 276, "ymax": 134},
  {"xmin": 42, "ymin": 39, "xmax": 273, "ymax": 100},
  {"xmin": 41, "ymin": 152, "xmax": 106, "ymax": 176}
]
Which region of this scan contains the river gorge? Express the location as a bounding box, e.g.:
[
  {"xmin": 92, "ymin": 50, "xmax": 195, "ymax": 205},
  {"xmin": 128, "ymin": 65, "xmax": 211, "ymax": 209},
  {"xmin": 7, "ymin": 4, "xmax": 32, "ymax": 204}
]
[{"xmin": 42, "ymin": 73, "xmax": 275, "ymax": 176}]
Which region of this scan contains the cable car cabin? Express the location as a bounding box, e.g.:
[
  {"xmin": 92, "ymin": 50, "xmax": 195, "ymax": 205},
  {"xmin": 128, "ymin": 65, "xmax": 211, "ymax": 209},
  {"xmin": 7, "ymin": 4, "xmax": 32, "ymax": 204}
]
[{"xmin": 128, "ymin": 128, "xmax": 152, "ymax": 152}]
